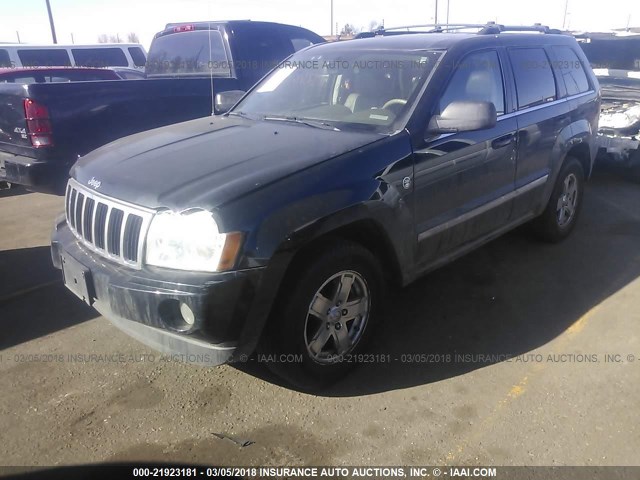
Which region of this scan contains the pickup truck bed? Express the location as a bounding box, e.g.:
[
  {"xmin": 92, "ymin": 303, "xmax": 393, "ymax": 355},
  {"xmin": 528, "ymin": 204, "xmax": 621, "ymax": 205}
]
[{"xmin": 0, "ymin": 77, "xmax": 238, "ymax": 192}]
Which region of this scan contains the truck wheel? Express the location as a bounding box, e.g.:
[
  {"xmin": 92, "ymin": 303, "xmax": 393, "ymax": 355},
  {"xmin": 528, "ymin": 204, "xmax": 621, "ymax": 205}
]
[
  {"xmin": 531, "ymin": 156, "xmax": 584, "ymax": 243},
  {"xmin": 271, "ymin": 241, "xmax": 384, "ymax": 386}
]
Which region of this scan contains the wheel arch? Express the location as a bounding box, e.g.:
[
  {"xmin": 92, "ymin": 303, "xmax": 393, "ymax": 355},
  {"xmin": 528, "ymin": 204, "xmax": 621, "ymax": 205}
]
[{"xmin": 280, "ymin": 216, "xmax": 405, "ymax": 290}]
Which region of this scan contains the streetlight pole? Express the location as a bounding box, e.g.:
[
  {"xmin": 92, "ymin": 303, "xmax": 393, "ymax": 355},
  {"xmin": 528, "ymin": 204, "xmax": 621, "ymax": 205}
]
[
  {"xmin": 45, "ymin": 0, "xmax": 58, "ymax": 44},
  {"xmin": 434, "ymin": 0, "xmax": 438, "ymax": 24},
  {"xmin": 562, "ymin": 0, "xmax": 569, "ymax": 30}
]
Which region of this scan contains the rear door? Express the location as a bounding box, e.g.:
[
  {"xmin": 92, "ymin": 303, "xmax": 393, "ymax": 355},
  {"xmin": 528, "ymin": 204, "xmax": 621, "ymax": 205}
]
[
  {"xmin": 413, "ymin": 49, "xmax": 518, "ymax": 267},
  {"xmin": 507, "ymin": 47, "xmax": 574, "ymax": 219}
]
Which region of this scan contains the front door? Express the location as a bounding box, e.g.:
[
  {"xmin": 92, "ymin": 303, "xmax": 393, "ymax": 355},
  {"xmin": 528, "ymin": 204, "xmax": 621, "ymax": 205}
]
[{"xmin": 413, "ymin": 49, "xmax": 517, "ymax": 267}]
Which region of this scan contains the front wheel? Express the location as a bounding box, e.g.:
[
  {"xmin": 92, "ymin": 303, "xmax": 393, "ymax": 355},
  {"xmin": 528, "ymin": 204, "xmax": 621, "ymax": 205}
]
[
  {"xmin": 530, "ymin": 156, "xmax": 585, "ymax": 243},
  {"xmin": 268, "ymin": 241, "xmax": 384, "ymax": 386}
]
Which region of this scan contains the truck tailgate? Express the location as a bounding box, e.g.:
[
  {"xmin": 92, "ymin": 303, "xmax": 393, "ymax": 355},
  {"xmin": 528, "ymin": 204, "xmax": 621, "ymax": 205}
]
[{"xmin": 0, "ymin": 84, "xmax": 34, "ymax": 155}]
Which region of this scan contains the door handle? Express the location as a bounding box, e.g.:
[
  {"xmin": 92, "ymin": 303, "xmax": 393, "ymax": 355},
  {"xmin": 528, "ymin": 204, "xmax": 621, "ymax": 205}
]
[{"xmin": 491, "ymin": 134, "xmax": 515, "ymax": 149}]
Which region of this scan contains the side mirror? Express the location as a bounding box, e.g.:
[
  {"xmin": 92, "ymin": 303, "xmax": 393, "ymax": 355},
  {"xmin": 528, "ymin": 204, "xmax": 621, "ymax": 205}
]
[
  {"xmin": 427, "ymin": 100, "xmax": 497, "ymax": 134},
  {"xmin": 215, "ymin": 90, "xmax": 246, "ymax": 114}
]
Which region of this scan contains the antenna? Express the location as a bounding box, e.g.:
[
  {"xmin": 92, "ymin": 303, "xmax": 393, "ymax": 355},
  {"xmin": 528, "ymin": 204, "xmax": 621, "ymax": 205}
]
[
  {"xmin": 206, "ymin": 0, "xmax": 215, "ymax": 114},
  {"xmin": 562, "ymin": 0, "xmax": 569, "ymax": 30}
]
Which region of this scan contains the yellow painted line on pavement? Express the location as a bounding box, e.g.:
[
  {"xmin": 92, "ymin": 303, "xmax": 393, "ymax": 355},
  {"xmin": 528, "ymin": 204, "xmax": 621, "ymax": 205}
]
[{"xmin": 442, "ymin": 304, "xmax": 601, "ymax": 464}]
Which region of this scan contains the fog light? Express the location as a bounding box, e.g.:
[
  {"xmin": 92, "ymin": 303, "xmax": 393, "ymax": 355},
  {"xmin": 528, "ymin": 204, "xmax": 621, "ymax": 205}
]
[
  {"xmin": 180, "ymin": 302, "xmax": 195, "ymax": 326},
  {"xmin": 158, "ymin": 299, "xmax": 196, "ymax": 331}
]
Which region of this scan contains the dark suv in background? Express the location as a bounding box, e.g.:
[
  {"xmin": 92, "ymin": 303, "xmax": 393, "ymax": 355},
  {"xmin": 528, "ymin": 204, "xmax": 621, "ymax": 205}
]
[{"xmin": 52, "ymin": 25, "xmax": 600, "ymax": 386}]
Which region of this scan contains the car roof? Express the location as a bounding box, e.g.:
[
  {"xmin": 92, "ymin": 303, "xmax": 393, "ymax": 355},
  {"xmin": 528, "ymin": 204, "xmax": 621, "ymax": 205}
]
[
  {"xmin": 305, "ymin": 32, "xmax": 577, "ymax": 53},
  {"xmin": 0, "ymin": 67, "xmax": 117, "ymax": 74}
]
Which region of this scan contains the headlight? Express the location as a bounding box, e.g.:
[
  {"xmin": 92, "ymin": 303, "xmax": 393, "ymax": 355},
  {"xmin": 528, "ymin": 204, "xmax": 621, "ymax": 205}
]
[
  {"xmin": 599, "ymin": 104, "xmax": 640, "ymax": 129},
  {"xmin": 145, "ymin": 209, "xmax": 242, "ymax": 272}
]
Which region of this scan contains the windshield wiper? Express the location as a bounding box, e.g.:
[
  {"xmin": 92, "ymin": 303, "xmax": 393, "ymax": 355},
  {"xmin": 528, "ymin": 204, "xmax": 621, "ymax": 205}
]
[
  {"xmin": 227, "ymin": 111, "xmax": 255, "ymax": 119},
  {"xmin": 262, "ymin": 115, "xmax": 340, "ymax": 131}
]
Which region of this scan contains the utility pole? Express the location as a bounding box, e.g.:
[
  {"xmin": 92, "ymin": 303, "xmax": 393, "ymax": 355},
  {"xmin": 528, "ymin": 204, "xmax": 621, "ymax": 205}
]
[
  {"xmin": 434, "ymin": 0, "xmax": 438, "ymax": 24},
  {"xmin": 330, "ymin": 0, "xmax": 334, "ymax": 36},
  {"xmin": 562, "ymin": 0, "xmax": 569, "ymax": 30},
  {"xmin": 71, "ymin": 32, "xmax": 75, "ymax": 44},
  {"xmin": 16, "ymin": 31, "xmax": 21, "ymax": 43},
  {"xmin": 446, "ymin": 0, "xmax": 450, "ymax": 26},
  {"xmin": 45, "ymin": 0, "xmax": 58, "ymax": 44}
]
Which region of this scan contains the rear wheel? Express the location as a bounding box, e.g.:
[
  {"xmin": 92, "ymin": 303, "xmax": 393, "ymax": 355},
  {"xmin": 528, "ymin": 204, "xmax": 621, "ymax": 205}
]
[
  {"xmin": 268, "ymin": 241, "xmax": 384, "ymax": 386},
  {"xmin": 530, "ymin": 156, "xmax": 584, "ymax": 243}
]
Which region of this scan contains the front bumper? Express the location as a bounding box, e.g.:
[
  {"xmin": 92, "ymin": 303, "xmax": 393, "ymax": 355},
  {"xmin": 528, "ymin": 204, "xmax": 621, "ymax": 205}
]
[
  {"xmin": 0, "ymin": 151, "xmax": 67, "ymax": 194},
  {"xmin": 51, "ymin": 215, "xmax": 266, "ymax": 366}
]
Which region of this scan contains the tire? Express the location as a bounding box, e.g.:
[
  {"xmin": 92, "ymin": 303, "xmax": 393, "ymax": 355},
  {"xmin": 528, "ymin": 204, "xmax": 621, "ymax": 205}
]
[
  {"xmin": 0, "ymin": 181, "xmax": 11, "ymax": 190},
  {"xmin": 530, "ymin": 156, "xmax": 584, "ymax": 243},
  {"xmin": 267, "ymin": 240, "xmax": 384, "ymax": 387}
]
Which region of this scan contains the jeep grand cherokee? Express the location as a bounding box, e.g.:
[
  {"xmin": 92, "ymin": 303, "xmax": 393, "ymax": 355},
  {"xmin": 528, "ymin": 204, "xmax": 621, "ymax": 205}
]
[{"xmin": 51, "ymin": 26, "xmax": 600, "ymax": 385}]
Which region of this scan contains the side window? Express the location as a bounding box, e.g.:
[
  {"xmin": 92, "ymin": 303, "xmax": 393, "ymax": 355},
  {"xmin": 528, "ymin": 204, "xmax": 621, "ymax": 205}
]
[
  {"xmin": 128, "ymin": 47, "xmax": 147, "ymax": 67},
  {"xmin": 0, "ymin": 49, "xmax": 11, "ymax": 68},
  {"xmin": 552, "ymin": 46, "xmax": 590, "ymax": 96},
  {"xmin": 17, "ymin": 49, "xmax": 71, "ymax": 67},
  {"xmin": 508, "ymin": 48, "xmax": 557, "ymax": 109},
  {"xmin": 439, "ymin": 50, "xmax": 505, "ymax": 115},
  {"xmin": 72, "ymin": 48, "xmax": 128, "ymax": 67}
]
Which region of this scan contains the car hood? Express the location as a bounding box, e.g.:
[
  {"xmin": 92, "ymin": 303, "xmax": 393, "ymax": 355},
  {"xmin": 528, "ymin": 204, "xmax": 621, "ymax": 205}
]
[{"xmin": 72, "ymin": 115, "xmax": 381, "ymax": 210}]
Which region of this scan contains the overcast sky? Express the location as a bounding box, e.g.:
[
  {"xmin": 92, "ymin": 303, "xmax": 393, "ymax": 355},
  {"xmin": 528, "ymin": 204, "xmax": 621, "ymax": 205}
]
[{"xmin": 1, "ymin": 0, "xmax": 638, "ymax": 49}]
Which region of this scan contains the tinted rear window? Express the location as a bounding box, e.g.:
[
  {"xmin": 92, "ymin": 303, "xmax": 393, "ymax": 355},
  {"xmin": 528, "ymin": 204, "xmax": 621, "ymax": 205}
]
[
  {"xmin": 509, "ymin": 48, "xmax": 557, "ymax": 109},
  {"xmin": 552, "ymin": 46, "xmax": 590, "ymax": 96},
  {"xmin": 0, "ymin": 49, "xmax": 11, "ymax": 68},
  {"xmin": 146, "ymin": 30, "xmax": 230, "ymax": 76},
  {"xmin": 72, "ymin": 48, "xmax": 128, "ymax": 67},
  {"xmin": 128, "ymin": 47, "xmax": 146, "ymax": 67},
  {"xmin": 232, "ymin": 25, "xmax": 293, "ymax": 83},
  {"xmin": 17, "ymin": 49, "xmax": 71, "ymax": 67}
]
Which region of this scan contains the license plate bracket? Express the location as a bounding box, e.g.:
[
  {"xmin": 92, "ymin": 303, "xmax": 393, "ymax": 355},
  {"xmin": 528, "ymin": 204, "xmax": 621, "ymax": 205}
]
[{"xmin": 61, "ymin": 254, "xmax": 95, "ymax": 306}]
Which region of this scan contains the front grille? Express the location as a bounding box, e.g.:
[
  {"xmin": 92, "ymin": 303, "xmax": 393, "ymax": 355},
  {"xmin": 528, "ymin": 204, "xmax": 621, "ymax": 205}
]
[{"xmin": 65, "ymin": 179, "xmax": 154, "ymax": 269}]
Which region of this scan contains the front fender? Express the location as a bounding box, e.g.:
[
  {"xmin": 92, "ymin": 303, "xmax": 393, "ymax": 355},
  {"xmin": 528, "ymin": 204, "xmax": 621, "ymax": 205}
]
[{"xmin": 221, "ymin": 132, "xmax": 416, "ymax": 354}]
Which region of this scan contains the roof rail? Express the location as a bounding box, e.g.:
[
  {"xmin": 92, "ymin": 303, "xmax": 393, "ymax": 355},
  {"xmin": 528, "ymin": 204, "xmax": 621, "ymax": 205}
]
[{"xmin": 356, "ymin": 22, "xmax": 563, "ymax": 37}]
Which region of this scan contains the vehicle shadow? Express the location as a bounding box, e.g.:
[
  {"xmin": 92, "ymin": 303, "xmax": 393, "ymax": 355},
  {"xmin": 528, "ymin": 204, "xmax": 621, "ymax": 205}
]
[
  {"xmin": 0, "ymin": 184, "xmax": 31, "ymax": 198},
  {"xmin": 0, "ymin": 246, "xmax": 98, "ymax": 350},
  {"xmin": 236, "ymin": 171, "xmax": 640, "ymax": 395}
]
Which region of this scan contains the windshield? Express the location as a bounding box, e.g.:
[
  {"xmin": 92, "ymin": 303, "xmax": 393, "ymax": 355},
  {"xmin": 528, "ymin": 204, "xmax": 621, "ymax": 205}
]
[
  {"xmin": 233, "ymin": 48, "xmax": 443, "ymax": 133},
  {"xmin": 146, "ymin": 30, "xmax": 231, "ymax": 77}
]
